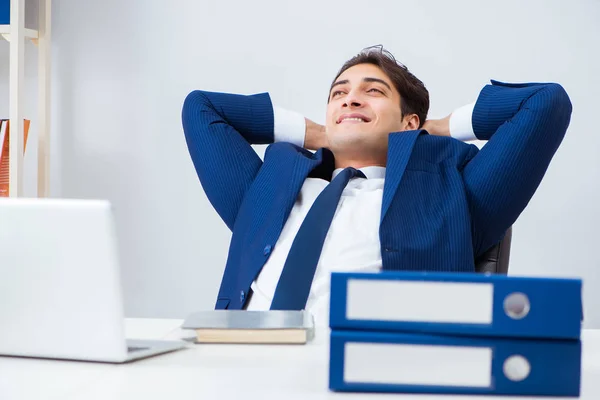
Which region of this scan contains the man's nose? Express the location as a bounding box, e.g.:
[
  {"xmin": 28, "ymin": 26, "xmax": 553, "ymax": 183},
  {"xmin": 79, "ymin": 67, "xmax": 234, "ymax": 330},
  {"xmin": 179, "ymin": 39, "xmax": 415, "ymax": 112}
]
[{"xmin": 343, "ymin": 91, "xmax": 363, "ymax": 108}]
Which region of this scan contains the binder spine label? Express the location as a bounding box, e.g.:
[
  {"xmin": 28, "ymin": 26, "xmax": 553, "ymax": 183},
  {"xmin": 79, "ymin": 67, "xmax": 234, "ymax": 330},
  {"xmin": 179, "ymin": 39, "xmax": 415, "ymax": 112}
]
[
  {"xmin": 344, "ymin": 342, "xmax": 493, "ymax": 387},
  {"xmin": 346, "ymin": 280, "xmax": 494, "ymax": 324}
]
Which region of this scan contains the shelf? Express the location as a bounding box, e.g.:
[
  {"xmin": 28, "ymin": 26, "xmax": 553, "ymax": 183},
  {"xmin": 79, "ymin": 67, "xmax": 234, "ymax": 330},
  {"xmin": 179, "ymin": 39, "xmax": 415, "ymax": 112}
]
[
  {"xmin": 0, "ymin": 24, "xmax": 38, "ymax": 43},
  {"xmin": 3, "ymin": 0, "xmax": 51, "ymax": 198}
]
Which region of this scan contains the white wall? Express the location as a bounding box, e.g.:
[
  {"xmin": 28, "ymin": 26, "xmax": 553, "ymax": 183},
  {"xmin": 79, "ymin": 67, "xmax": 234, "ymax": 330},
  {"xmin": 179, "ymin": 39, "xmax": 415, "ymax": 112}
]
[{"xmin": 2, "ymin": 0, "xmax": 599, "ymax": 326}]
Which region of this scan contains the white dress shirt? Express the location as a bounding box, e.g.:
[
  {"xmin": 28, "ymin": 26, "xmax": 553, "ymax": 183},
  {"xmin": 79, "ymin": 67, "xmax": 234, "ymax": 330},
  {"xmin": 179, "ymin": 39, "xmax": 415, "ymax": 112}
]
[{"xmin": 245, "ymin": 103, "xmax": 478, "ymax": 326}]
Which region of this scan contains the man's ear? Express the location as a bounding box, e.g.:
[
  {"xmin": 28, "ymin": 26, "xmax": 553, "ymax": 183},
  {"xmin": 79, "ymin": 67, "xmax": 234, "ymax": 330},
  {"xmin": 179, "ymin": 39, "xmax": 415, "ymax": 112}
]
[{"xmin": 402, "ymin": 114, "xmax": 420, "ymax": 131}]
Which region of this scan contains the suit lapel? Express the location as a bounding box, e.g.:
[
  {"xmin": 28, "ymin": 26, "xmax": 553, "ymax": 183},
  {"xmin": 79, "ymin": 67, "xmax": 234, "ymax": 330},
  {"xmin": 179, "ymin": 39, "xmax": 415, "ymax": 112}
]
[
  {"xmin": 381, "ymin": 130, "xmax": 425, "ymax": 223},
  {"xmin": 264, "ymin": 144, "xmax": 332, "ymax": 240},
  {"xmin": 241, "ymin": 143, "xmax": 328, "ymax": 292}
]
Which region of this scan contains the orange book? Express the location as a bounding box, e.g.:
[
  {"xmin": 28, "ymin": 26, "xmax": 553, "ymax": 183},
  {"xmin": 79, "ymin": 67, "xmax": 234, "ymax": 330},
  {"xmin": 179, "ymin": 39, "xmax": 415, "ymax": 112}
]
[{"xmin": 0, "ymin": 119, "xmax": 30, "ymax": 197}]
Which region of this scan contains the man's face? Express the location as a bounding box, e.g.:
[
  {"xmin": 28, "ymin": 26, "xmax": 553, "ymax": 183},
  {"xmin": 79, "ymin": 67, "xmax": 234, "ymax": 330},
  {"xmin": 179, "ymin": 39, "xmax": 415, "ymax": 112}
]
[{"xmin": 325, "ymin": 63, "xmax": 405, "ymax": 157}]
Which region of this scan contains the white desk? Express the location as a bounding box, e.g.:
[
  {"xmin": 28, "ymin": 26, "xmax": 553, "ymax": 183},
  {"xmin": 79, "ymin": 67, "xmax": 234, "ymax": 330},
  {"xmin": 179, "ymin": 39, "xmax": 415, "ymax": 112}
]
[{"xmin": 1, "ymin": 319, "xmax": 599, "ymax": 400}]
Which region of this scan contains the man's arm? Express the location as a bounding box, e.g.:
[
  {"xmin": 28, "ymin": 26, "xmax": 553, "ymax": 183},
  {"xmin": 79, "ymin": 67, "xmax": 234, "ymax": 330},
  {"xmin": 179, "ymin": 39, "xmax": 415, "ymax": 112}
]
[
  {"xmin": 182, "ymin": 91, "xmax": 325, "ymax": 230},
  {"xmin": 428, "ymin": 80, "xmax": 572, "ymax": 257},
  {"xmin": 422, "ymin": 103, "xmax": 477, "ymax": 141},
  {"xmin": 272, "ymin": 106, "xmax": 329, "ymax": 150},
  {"xmin": 304, "ymin": 119, "xmax": 329, "ymax": 150},
  {"xmin": 182, "ymin": 90, "xmax": 275, "ymax": 231}
]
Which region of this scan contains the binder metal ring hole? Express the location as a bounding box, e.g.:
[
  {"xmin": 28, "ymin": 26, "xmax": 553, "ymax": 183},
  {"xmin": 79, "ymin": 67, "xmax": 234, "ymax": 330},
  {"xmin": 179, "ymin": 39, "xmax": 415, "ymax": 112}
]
[
  {"xmin": 503, "ymin": 355, "xmax": 531, "ymax": 381},
  {"xmin": 503, "ymin": 292, "xmax": 530, "ymax": 319}
]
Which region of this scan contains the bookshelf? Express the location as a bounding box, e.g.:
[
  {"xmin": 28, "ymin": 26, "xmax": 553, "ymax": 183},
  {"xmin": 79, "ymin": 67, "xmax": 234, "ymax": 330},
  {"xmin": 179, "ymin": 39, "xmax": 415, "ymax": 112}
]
[{"xmin": 1, "ymin": 0, "xmax": 51, "ymax": 197}]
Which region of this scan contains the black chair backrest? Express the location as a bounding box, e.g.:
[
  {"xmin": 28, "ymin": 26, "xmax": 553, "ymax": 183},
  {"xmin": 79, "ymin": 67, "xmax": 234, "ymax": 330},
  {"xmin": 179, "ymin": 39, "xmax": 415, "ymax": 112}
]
[{"xmin": 474, "ymin": 227, "xmax": 512, "ymax": 274}]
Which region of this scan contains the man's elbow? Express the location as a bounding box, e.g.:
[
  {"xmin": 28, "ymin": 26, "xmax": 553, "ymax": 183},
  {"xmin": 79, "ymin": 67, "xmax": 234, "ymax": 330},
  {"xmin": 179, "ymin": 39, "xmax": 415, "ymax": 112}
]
[
  {"xmin": 545, "ymin": 83, "xmax": 573, "ymax": 122},
  {"xmin": 182, "ymin": 90, "xmax": 218, "ymax": 146},
  {"xmin": 182, "ymin": 90, "xmax": 211, "ymax": 123},
  {"xmin": 531, "ymin": 83, "xmax": 573, "ymax": 144}
]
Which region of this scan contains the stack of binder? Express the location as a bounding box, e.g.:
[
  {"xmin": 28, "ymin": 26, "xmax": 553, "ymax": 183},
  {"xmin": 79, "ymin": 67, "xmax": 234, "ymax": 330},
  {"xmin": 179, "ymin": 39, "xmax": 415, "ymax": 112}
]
[{"xmin": 328, "ymin": 271, "xmax": 582, "ymax": 397}]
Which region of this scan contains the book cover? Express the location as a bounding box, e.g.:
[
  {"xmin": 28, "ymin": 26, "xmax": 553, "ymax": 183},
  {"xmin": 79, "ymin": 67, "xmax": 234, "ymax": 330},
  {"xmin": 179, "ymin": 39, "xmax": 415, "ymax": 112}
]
[
  {"xmin": 0, "ymin": 119, "xmax": 30, "ymax": 197},
  {"xmin": 181, "ymin": 310, "xmax": 315, "ymax": 344},
  {"xmin": 0, "ymin": 0, "xmax": 9, "ymax": 25}
]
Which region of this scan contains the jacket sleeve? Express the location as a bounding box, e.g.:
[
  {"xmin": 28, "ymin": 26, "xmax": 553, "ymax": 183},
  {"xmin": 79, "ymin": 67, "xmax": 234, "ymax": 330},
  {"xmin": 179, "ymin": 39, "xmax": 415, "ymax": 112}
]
[
  {"xmin": 462, "ymin": 80, "xmax": 572, "ymax": 257},
  {"xmin": 182, "ymin": 90, "xmax": 275, "ymax": 231}
]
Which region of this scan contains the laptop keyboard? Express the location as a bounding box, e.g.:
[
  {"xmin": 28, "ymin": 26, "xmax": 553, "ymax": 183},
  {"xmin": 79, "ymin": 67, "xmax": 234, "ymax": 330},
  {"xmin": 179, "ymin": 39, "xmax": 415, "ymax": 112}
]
[{"xmin": 127, "ymin": 346, "xmax": 150, "ymax": 353}]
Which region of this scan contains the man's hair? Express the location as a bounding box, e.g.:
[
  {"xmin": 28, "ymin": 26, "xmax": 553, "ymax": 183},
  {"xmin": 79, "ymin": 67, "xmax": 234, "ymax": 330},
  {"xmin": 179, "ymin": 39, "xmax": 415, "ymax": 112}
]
[{"xmin": 330, "ymin": 45, "xmax": 429, "ymax": 128}]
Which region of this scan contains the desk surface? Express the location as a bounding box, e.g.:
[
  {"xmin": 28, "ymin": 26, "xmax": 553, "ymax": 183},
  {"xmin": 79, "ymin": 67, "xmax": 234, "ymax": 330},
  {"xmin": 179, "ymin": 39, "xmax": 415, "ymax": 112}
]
[{"xmin": 1, "ymin": 318, "xmax": 598, "ymax": 400}]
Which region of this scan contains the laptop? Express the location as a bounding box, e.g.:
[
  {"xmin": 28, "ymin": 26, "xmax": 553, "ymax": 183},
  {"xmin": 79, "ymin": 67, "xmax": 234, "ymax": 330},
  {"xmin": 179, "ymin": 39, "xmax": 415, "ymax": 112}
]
[{"xmin": 0, "ymin": 197, "xmax": 187, "ymax": 363}]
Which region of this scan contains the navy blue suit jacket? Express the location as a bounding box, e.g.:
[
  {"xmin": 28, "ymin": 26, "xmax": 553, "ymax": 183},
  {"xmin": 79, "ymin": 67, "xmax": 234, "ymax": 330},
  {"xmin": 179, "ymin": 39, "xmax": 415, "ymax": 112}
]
[{"xmin": 182, "ymin": 80, "xmax": 572, "ymax": 310}]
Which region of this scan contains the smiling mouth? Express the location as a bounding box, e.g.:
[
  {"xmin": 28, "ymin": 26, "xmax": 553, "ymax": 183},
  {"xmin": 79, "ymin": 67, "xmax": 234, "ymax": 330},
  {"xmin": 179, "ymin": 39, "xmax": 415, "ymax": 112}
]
[{"xmin": 337, "ymin": 116, "xmax": 372, "ymax": 124}]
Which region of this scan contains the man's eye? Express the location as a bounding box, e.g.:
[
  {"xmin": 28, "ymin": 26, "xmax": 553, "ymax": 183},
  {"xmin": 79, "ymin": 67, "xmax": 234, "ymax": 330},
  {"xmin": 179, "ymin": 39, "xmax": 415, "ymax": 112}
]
[
  {"xmin": 331, "ymin": 90, "xmax": 344, "ymax": 97},
  {"xmin": 368, "ymin": 88, "xmax": 384, "ymax": 94}
]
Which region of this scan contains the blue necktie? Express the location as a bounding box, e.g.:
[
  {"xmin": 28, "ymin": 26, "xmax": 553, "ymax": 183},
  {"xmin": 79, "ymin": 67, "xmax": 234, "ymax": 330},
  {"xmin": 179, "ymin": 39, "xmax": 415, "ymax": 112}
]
[{"xmin": 270, "ymin": 167, "xmax": 366, "ymax": 310}]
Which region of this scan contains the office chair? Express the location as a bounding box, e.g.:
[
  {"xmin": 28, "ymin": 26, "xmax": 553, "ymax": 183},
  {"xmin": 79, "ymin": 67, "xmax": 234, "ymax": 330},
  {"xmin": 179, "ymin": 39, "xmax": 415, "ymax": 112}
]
[{"xmin": 474, "ymin": 227, "xmax": 512, "ymax": 274}]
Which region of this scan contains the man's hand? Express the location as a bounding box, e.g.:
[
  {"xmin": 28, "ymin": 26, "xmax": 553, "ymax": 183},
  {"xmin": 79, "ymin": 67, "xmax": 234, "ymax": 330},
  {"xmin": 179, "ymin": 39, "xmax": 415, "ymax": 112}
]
[
  {"xmin": 422, "ymin": 114, "xmax": 451, "ymax": 137},
  {"xmin": 304, "ymin": 118, "xmax": 329, "ymax": 150}
]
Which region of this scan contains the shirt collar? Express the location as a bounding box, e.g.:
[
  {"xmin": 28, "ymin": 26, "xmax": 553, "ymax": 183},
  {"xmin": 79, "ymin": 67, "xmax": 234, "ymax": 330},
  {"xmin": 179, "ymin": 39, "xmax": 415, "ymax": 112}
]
[{"xmin": 332, "ymin": 166, "xmax": 386, "ymax": 180}]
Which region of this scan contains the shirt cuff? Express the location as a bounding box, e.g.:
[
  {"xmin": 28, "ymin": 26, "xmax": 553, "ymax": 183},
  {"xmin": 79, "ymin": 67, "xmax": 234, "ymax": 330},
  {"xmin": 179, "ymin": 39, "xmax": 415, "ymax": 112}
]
[
  {"xmin": 273, "ymin": 106, "xmax": 306, "ymax": 147},
  {"xmin": 449, "ymin": 102, "xmax": 477, "ymax": 141}
]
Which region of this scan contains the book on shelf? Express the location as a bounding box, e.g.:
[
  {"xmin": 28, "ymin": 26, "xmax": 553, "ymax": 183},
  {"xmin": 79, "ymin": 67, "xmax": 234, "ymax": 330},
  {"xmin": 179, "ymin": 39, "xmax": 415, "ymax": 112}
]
[
  {"xmin": 0, "ymin": 119, "xmax": 30, "ymax": 197},
  {"xmin": 0, "ymin": 0, "xmax": 9, "ymax": 25}
]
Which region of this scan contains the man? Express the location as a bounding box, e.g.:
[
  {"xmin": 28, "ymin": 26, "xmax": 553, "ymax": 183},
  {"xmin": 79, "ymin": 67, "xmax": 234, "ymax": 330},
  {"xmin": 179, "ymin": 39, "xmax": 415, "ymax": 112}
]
[{"xmin": 181, "ymin": 46, "xmax": 572, "ymax": 323}]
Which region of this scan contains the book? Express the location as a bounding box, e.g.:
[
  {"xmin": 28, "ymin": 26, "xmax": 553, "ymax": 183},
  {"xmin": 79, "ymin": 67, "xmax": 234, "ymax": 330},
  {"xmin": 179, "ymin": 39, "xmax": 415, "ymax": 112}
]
[
  {"xmin": 181, "ymin": 310, "xmax": 315, "ymax": 344},
  {"xmin": 0, "ymin": 0, "xmax": 9, "ymax": 25},
  {"xmin": 329, "ymin": 329, "xmax": 581, "ymax": 396},
  {"xmin": 329, "ymin": 271, "xmax": 582, "ymax": 340},
  {"xmin": 0, "ymin": 119, "xmax": 30, "ymax": 197}
]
